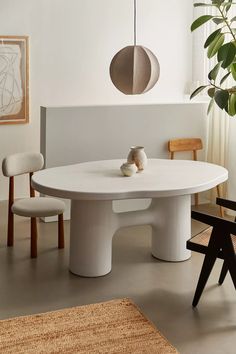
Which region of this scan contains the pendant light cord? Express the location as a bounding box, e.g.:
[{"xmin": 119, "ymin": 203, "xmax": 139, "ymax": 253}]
[{"xmin": 134, "ymin": 0, "xmax": 137, "ymax": 46}]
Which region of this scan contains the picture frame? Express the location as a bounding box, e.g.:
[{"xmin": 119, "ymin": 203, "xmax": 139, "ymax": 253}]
[{"xmin": 0, "ymin": 35, "xmax": 29, "ymax": 125}]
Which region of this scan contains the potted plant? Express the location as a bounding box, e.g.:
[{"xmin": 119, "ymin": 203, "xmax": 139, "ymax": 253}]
[{"xmin": 191, "ymin": 0, "xmax": 236, "ymax": 115}]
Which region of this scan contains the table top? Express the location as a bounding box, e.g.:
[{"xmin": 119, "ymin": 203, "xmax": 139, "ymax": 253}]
[{"xmin": 31, "ymin": 159, "xmax": 228, "ymax": 201}]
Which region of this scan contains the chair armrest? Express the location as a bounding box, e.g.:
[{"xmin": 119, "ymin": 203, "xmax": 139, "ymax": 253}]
[
  {"xmin": 216, "ymin": 197, "xmax": 236, "ymax": 211},
  {"xmin": 192, "ymin": 210, "xmax": 236, "ymax": 235}
]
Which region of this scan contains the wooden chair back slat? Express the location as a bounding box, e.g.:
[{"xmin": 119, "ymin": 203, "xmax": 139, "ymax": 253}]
[{"xmin": 168, "ymin": 138, "xmax": 203, "ymax": 157}]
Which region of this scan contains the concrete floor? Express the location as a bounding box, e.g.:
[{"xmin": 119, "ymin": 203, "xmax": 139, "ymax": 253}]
[{"xmin": 0, "ymin": 201, "xmax": 235, "ymax": 354}]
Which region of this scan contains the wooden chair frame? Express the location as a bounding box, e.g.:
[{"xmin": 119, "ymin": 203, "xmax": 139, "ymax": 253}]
[
  {"xmin": 168, "ymin": 138, "xmax": 224, "ymax": 217},
  {"xmin": 187, "ymin": 197, "xmax": 236, "ymax": 307}
]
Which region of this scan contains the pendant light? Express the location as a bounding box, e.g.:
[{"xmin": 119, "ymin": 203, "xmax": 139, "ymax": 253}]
[{"xmin": 110, "ymin": 0, "xmax": 160, "ymax": 95}]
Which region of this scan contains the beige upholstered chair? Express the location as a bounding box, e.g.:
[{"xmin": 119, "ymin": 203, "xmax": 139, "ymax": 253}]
[
  {"xmin": 2, "ymin": 152, "xmax": 65, "ymax": 258},
  {"xmin": 168, "ymin": 138, "xmax": 224, "ymax": 217}
]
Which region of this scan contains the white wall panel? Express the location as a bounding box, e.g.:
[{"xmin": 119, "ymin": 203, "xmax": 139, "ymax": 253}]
[{"xmin": 41, "ymin": 103, "xmax": 208, "ymax": 219}]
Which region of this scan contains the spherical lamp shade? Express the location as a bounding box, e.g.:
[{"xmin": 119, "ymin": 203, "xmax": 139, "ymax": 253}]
[{"xmin": 109, "ymin": 45, "xmax": 160, "ymax": 95}]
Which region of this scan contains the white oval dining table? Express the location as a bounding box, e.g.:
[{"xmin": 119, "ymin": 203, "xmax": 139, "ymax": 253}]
[{"xmin": 31, "ymin": 159, "xmax": 228, "ymax": 277}]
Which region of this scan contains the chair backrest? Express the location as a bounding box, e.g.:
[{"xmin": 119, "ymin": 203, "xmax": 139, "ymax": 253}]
[
  {"xmin": 2, "ymin": 152, "xmax": 44, "ymax": 177},
  {"xmin": 168, "ymin": 138, "xmax": 203, "ymax": 160}
]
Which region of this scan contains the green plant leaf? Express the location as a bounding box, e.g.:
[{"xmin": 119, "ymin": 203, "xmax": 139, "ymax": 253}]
[
  {"xmin": 214, "ymin": 90, "xmax": 229, "ymax": 109},
  {"xmin": 213, "ymin": 18, "xmax": 225, "ymax": 25},
  {"xmin": 204, "ymin": 29, "xmax": 221, "ymax": 48},
  {"xmin": 191, "ymin": 15, "xmax": 214, "ymax": 32},
  {"xmin": 212, "ymin": 0, "xmax": 225, "ymax": 4},
  {"xmin": 220, "ymin": 71, "xmax": 231, "ymax": 84},
  {"xmin": 230, "ymin": 62, "xmax": 236, "ymax": 79},
  {"xmin": 190, "ymin": 85, "xmax": 208, "ymax": 99},
  {"xmin": 208, "ymin": 88, "xmax": 216, "ymax": 97},
  {"xmin": 217, "ymin": 42, "xmax": 236, "ymax": 68},
  {"xmin": 231, "ymin": 16, "xmax": 236, "ymax": 22},
  {"xmin": 228, "ymin": 93, "xmax": 236, "ymax": 116},
  {"xmin": 207, "ymin": 34, "xmax": 225, "ymax": 58},
  {"xmin": 194, "ymin": 2, "xmax": 216, "ymax": 6},
  {"xmin": 225, "ymin": 0, "xmax": 233, "ymax": 12},
  {"xmin": 207, "ymin": 98, "xmax": 215, "ymax": 114},
  {"xmin": 208, "ymin": 62, "xmax": 222, "ymax": 80}
]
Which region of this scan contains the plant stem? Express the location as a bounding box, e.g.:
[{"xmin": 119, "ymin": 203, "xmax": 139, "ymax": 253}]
[
  {"xmin": 209, "ymin": 81, "xmax": 221, "ymax": 90},
  {"xmin": 218, "ymin": 5, "xmax": 236, "ymax": 41}
]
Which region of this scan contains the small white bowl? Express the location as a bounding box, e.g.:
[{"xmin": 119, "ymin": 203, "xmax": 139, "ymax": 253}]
[{"xmin": 120, "ymin": 162, "xmax": 138, "ymax": 177}]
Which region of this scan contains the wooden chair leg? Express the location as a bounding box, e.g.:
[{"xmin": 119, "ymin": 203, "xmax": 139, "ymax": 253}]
[
  {"xmin": 216, "ymin": 185, "xmax": 224, "ymax": 217},
  {"xmin": 7, "ymin": 208, "xmax": 14, "ymax": 247},
  {"xmin": 7, "ymin": 176, "xmax": 14, "ymax": 247},
  {"xmin": 58, "ymin": 214, "xmax": 64, "ymax": 249},
  {"xmin": 31, "ymin": 217, "xmax": 38, "ymax": 258},
  {"xmin": 218, "ymin": 260, "xmax": 228, "ymax": 285},
  {"xmin": 194, "ymin": 193, "xmax": 199, "ymax": 206},
  {"xmin": 192, "ymin": 253, "xmax": 217, "ymax": 307}
]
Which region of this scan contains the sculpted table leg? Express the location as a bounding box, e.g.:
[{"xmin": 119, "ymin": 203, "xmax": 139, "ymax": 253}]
[
  {"xmin": 69, "ymin": 195, "xmax": 192, "ymax": 277},
  {"xmin": 150, "ymin": 195, "xmax": 191, "ymax": 261},
  {"xmin": 70, "ymin": 200, "xmax": 117, "ymax": 277}
]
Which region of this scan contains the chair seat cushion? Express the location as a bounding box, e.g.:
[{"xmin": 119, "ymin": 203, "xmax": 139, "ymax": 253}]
[{"xmin": 12, "ymin": 197, "xmax": 65, "ymax": 217}]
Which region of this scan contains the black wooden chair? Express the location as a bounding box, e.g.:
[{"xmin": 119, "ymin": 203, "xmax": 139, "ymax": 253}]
[{"xmin": 187, "ymin": 197, "xmax": 236, "ymax": 307}]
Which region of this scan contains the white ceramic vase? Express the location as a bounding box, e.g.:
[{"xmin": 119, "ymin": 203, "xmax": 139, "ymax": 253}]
[
  {"xmin": 127, "ymin": 146, "xmax": 147, "ymax": 171},
  {"xmin": 120, "ymin": 162, "xmax": 138, "ymax": 177}
]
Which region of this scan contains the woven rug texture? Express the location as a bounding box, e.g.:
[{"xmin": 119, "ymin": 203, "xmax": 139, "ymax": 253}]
[{"xmin": 0, "ymin": 298, "xmax": 178, "ymax": 354}]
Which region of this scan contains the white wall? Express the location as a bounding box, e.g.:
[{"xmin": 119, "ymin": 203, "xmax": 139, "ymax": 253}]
[{"xmin": 0, "ymin": 0, "xmax": 193, "ymax": 200}]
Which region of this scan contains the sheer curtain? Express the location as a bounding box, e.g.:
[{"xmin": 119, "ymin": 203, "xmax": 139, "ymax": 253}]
[
  {"xmin": 192, "ymin": 2, "xmax": 232, "ymax": 201},
  {"xmin": 206, "ymin": 106, "xmax": 229, "ymax": 199}
]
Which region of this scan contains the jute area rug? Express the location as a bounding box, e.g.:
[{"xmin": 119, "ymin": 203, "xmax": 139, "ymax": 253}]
[{"xmin": 0, "ymin": 298, "xmax": 179, "ymax": 354}]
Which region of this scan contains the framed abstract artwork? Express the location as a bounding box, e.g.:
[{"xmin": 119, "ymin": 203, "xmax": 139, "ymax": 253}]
[{"xmin": 0, "ymin": 36, "xmax": 29, "ymax": 124}]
